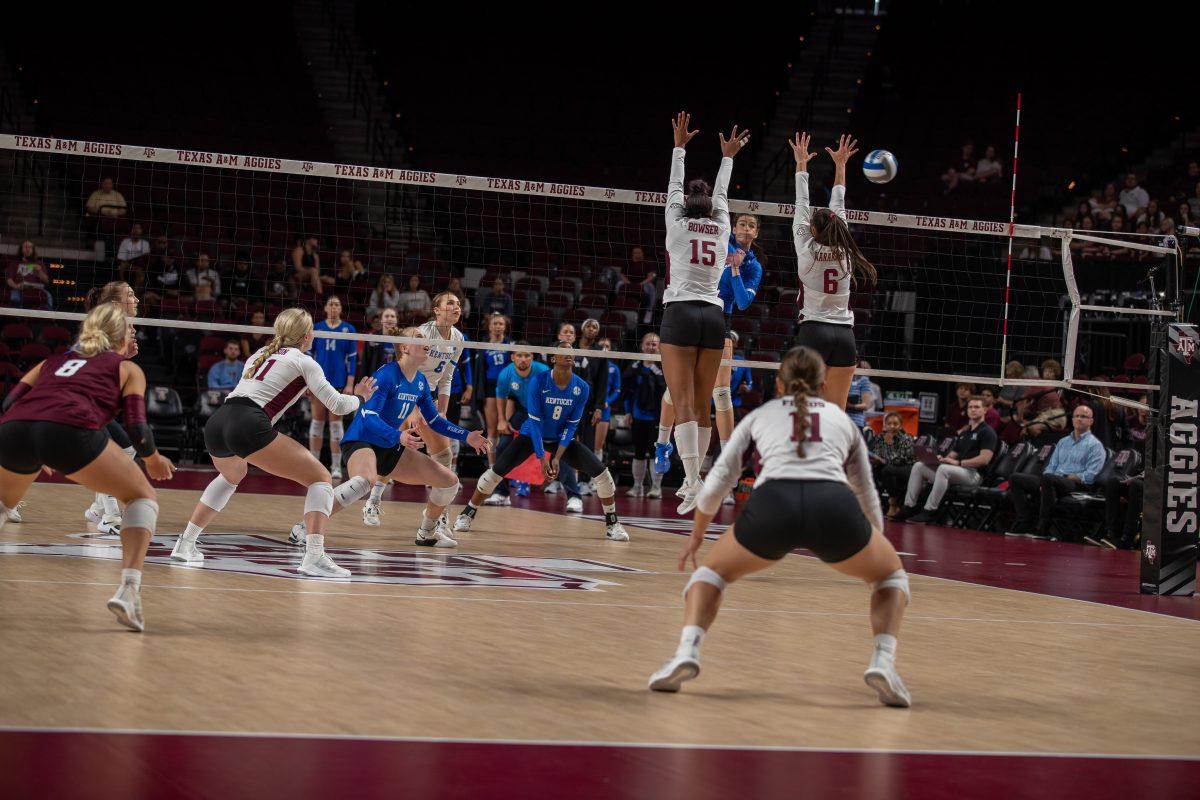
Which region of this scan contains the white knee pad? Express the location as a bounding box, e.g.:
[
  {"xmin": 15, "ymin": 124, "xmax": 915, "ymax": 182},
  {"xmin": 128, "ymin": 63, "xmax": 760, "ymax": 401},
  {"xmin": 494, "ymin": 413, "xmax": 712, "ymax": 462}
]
[
  {"xmin": 199, "ymin": 475, "xmax": 239, "ymax": 513},
  {"xmin": 712, "ymin": 386, "xmax": 733, "ymax": 412},
  {"xmin": 304, "ymin": 481, "xmax": 335, "ymax": 517},
  {"xmin": 428, "ymin": 482, "xmax": 461, "ymax": 507},
  {"xmin": 431, "ymin": 447, "xmax": 453, "ymax": 469},
  {"xmin": 123, "ymin": 498, "xmax": 160, "ymax": 534},
  {"xmin": 872, "ymin": 569, "xmax": 911, "ymax": 605},
  {"xmin": 476, "ymin": 469, "xmax": 503, "ymax": 496},
  {"xmin": 334, "ymin": 476, "xmax": 372, "ymax": 508},
  {"xmin": 329, "ymin": 420, "xmax": 344, "ymax": 442},
  {"xmin": 682, "ymin": 565, "xmax": 727, "ymax": 598},
  {"xmin": 662, "ymin": 387, "xmax": 672, "ymax": 406},
  {"xmin": 309, "ymin": 420, "xmax": 324, "ymax": 439},
  {"xmin": 591, "ymin": 469, "xmax": 616, "ymax": 498},
  {"xmin": 122, "ymin": 445, "xmax": 138, "ymax": 460}
]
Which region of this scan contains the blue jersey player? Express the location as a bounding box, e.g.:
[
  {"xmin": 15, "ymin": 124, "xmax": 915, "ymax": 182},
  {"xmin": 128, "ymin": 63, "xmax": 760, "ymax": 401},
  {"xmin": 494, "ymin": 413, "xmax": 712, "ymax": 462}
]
[
  {"xmin": 454, "ymin": 350, "xmax": 629, "ymax": 542},
  {"xmin": 307, "ymin": 295, "xmax": 358, "ymax": 481}
]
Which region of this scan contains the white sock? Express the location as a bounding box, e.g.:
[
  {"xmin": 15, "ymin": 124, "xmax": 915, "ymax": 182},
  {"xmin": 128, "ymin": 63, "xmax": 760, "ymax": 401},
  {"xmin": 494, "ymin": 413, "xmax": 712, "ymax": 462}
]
[
  {"xmin": 678, "ymin": 624, "xmax": 705, "ymax": 659},
  {"xmin": 305, "ymin": 533, "xmax": 324, "ymax": 554},
  {"xmin": 601, "ymin": 499, "xmax": 616, "ymax": 514},
  {"xmin": 719, "ymin": 438, "xmax": 729, "ymax": 452},
  {"xmin": 594, "ymin": 448, "xmax": 604, "ymax": 461},
  {"xmin": 330, "ymin": 448, "xmax": 341, "ymax": 464},
  {"xmin": 182, "ymin": 522, "xmax": 203, "ymax": 541},
  {"xmin": 873, "ymin": 633, "xmax": 898, "ymax": 667},
  {"xmin": 651, "ymin": 469, "xmax": 664, "ymax": 490},
  {"xmin": 419, "ymin": 511, "xmax": 437, "ymax": 532},
  {"xmin": 697, "ymin": 426, "xmax": 712, "ymax": 461},
  {"xmin": 657, "ymin": 424, "xmax": 672, "ymax": 446},
  {"xmin": 121, "ymin": 568, "xmax": 141, "ymax": 586},
  {"xmin": 675, "ymin": 421, "xmax": 700, "ymax": 483},
  {"xmin": 632, "ymin": 458, "xmax": 647, "ymax": 488},
  {"xmin": 369, "ymin": 482, "xmax": 387, "ymax": 504},
  {"xmin": 102, "ymin": 495, "xmax": 121, "ymax": 519}
]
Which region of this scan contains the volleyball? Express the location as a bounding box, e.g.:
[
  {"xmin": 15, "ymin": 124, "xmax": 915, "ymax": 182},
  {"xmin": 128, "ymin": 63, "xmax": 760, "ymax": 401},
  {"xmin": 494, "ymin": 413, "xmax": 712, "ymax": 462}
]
[{"xmin": 863, "ymin": 149, "xmax": 899, "ymax": 184}]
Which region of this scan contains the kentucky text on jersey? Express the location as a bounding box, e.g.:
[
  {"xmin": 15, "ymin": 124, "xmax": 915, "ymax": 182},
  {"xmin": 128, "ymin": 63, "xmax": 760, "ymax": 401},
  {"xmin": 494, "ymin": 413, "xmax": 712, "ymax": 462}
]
[
  {"xmin": 344, "ymin": 362, "xmax": 468, "ymax": 449},
  {"xmin": 521, "ymin": 370, "xmax": 590, "ymax": 458}
]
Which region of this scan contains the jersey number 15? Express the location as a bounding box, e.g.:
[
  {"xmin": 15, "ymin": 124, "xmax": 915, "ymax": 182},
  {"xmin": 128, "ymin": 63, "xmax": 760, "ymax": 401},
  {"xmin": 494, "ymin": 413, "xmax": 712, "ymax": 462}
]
[{"xmin": 689, "ymin": 239, "xmax": 717, "ymax": 266}]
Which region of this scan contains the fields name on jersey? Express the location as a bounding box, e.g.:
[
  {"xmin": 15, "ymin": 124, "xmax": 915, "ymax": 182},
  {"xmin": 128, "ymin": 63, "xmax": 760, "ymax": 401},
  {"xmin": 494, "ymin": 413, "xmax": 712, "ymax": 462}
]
[
  {"xmin": 484, "ymin": 178, "xmax": 586, "ymax": 197},
  {"xmin": 1167, "ymin": 396, "xmax": 1198, "ymax": 535}
]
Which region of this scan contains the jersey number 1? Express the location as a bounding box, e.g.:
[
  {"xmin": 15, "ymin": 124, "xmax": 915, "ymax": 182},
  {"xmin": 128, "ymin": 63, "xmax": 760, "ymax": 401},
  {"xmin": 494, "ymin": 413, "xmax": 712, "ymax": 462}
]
[
  {"xmin": 253, "ymin": 359, "xmax": 277, "ymax": 381},
  {"xmin": 789, "ymin": 411, "xmax": 822, "ymax": 443},
  {"xmin": 689, "ymin": 239, "xmax": 717, "ymax": 266}
]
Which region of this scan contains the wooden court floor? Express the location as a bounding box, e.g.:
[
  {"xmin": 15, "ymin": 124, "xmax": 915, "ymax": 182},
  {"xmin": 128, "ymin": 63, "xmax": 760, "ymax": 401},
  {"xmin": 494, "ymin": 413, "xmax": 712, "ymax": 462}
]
[{"xmin": 1, "ymin": 481, "xmax": 1198, "ymax": 758}]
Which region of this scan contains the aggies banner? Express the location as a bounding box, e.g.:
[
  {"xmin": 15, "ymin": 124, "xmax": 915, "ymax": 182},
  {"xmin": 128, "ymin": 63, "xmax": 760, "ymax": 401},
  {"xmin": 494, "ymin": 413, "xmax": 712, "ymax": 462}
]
[{"xmin": 1141, "ymin": 323, "xmax": 1200, "ymax": 595}]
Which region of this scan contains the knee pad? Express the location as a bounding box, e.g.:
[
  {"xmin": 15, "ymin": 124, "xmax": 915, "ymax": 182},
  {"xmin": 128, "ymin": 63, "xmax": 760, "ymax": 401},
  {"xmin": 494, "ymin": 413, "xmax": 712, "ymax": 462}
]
[
  {"xmin": 428, "ymin": 481, "xmax": 461, "ymax": 507},
  {"xmin": 304, "ymin": 481, "xmax": 335, "ymax": 517},
  {"xmin": 329, "ymin": 420, "xmax": 344, "ymax": 442},
  {"xmin": 334, "ymin": 476, "xmax": 372, "ymax": 508},
  {"xmin": 712, "ymin": 386, "xmax": 733, "ymax": 413},
  {"xmin": 449, "ymin": 439, "xmax": 461, "ymax": 458},
  {"xmin": 431, "ymin": 447, "xmax": 453, "ymax": 469},
  {"xmin": 122, "ymin": 445, "xmax": 138, "ymax": 461},
  {"xmin": 662, "ymin": 387, "xmax": 672, "ymax": 406},
  {"xmin": 123, "ymin": 498, "xmax": 160, "ymax": 534},
  {"xmin": 872, "ymin": 569, "xmax": 911, "ymax": 605},
  {"xmin": 683, "ymin": 566, "xmax": 727, "ymax": 598},
  {"xmin": 591, "ymin": 469, "xmax": 616, "ymax": 498},
  {"xmin": 199, "ymin": 474, "xmax": 239, "ymax": 513},
  {"xmin": 476, "ymin": 469, "xmax": 503, "ymax": 496},
  {"xmin": 309, "ymin": 420, "xmax": 324, "ymax": 439}
]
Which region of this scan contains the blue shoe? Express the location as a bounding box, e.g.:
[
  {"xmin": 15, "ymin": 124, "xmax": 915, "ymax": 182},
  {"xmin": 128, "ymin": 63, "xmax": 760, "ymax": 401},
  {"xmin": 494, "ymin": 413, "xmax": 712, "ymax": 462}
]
[
  {"xmin": 515, "ymin": 481, "xmax": 530, "ymax": 497},
  {"xmin": 654, "ymin": 442, "xmax": 674, "ymax": 474}
]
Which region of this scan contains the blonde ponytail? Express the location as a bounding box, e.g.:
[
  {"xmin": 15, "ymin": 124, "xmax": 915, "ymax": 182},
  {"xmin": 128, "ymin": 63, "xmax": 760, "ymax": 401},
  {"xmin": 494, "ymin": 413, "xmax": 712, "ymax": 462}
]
[
  {"xmin": 778, "ymin": 346, "xmax": 827, "ymax": 458},
  {"xmin": 74, "ymin": 304, "xmax": 127, "ymax": 357},
  {"xmin": 245, "ymin": 307, "xmax": 313, "ymax": 378}
]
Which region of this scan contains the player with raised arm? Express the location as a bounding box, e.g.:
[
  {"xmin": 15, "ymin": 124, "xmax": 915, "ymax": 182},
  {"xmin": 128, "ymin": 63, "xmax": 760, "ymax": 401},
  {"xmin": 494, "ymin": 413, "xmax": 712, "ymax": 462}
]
[
  {"xmin": 454, "ymin": 348, "xmax": 629, "ymax": 542},
  {"xmin": 660, "ymin": 111, "xmax": 750, "ymax": 515},
  {"xmin": 288, "ymin": 327, "xmax": 490, "ymax": 549},
  {"xmin": 0, "ymin": 304, "xmax": 175, "ymax": 631},
  {"xmin": 648, "ymin": 346, "xmax": 912, "ymax": 708},
  {"xmin": 170, "ymin": 308, "xmax": 376, "ymax": 577},
  {"xmin": 308, "ymin": 295, "xmax": 357, "ymax": 481},
  {"xmin": 789, "ymin": 132, "xmax": 878, "ymax": 409}
]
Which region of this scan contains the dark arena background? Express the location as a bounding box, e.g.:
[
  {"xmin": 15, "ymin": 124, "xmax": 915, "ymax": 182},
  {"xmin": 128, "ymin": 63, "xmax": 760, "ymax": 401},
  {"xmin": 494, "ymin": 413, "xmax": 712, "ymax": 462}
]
[{"xmin": 0, "ymin": 3, "xmax": 1197, "ymax": 798}]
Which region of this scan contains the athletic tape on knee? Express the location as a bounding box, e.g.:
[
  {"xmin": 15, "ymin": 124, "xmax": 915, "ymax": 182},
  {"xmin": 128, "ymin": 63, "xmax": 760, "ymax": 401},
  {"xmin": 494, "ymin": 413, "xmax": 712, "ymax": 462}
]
[
  {"xmin": 122, "ymin": 446, "xmax": 138, "ymax": 460},
  {"xmin": 428, "ymin": 482, "xmax": 461, "ymax": 507},
  {"xmin": 872, "ymin": 569, "xmax": 911, "ymax": 605},
  {"xmin": 662, "ymin": 387, "xmax": 672, "ymax": 406},
  {"xmin": 712, "ymin": 386, "xmax": 733, "ymax": 412},
  {"xmin": 334, "ymin": 476, "xmax": 372, "ymax": 508},
  {"xmin": 199, "ymin": 475, "xmax": 239, "ymax": 513},
  {"xmin": 592, "ymin": 469, "xmax": 615, "ymax": 498},
  {"xmin": 309, "ymin": 420, "xmax": 324, "ymax": 439},
  {"xmin": 431, "ymin": 447, "xmax": 453, "ymax": 469},
  {"xmin": 123, "ymin": 498, "xmax": 160, "ymax": 533},
  {"xmin": 449, "ymin": 439, "xmax": 461, "ymax": 457},
  {"xmin": 476, "ymin": 469, "xmax": 502, "ymax": 496},
  {"xmin": 329, "ymin": 420, "xmax": 344, "ymax": 441},
  {"xmin": 304, "ymin": 481, "xmax": 335, "ymax": 517},
  {"xmin": 683, "ymin": 566, "xmax": 726, "ymax": 598}
]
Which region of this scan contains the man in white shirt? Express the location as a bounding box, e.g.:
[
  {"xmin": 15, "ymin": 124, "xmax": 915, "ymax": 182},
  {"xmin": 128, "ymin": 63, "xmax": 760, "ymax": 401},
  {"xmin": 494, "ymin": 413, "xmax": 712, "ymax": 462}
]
[
  {"xmin": 1118, "ymin": 173, "xmax": 1149, "ymax": 219},
  {"xmin": 117, "ymin": 223, "xmax": 151, "ymax": 287}
]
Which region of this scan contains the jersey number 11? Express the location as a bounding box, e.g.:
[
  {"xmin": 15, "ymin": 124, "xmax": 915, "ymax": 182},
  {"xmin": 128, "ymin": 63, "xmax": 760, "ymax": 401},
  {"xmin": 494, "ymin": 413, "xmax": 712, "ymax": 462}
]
[{"xmin": 789, "ymin": 411, "xmax": 822, "ymax": 443}]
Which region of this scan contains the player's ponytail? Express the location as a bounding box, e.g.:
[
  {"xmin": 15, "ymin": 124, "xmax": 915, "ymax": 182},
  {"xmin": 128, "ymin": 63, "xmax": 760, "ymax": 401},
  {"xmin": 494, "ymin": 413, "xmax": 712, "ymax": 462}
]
[
  {"xmin": 684, "ymin": 179, "xmax": 713, "ymax": 219},
  {"xmin": 245, "ymin": 307, "xmax": 312, "ymax": 378},
  {"xmin": 75, "ymin": 303, "xmax": 127, "ymax": 357},
  {"xmin": 810, "ymin": 208, "xmax": 877, "ymax": 286},
  {"xmin": 779, "ymin": 346, "xmax": 827, "ymax": 458}
]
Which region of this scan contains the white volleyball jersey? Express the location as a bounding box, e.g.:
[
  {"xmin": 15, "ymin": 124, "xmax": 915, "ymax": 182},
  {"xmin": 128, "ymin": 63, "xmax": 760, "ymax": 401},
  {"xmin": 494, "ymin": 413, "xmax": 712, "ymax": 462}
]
[
  {"xmin": 793, "ymin": 172, "xmax": 854, "ymax": 326},
  {"xmin": 228, "ymin": 345, "xmax": 361, "ymax": 424},
  {"xmin": 417, "ymin": 321, "xmax": 465, "ymax": 397},
  {"xmin": 696, "ymin": 395, "xmax": 882, "ymax": 531},
  {"xmin": 663, "ymin": 147, "xmax": 731, "ymax": 307}
]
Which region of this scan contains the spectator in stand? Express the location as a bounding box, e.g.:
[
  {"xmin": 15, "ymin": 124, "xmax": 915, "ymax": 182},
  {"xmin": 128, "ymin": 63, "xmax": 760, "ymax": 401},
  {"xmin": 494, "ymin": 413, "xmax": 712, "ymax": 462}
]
[
  {"xmin": 1137, "ymin": 199, "xmax": 1163, "ymax": 230},
  {"xmin": 1158, "ymin": 216, "xmax": 1177, "ymax": 247},
  {"xmin": 193, "ymin": 278, "xmax": 215, "ymax": 305},
  {"xmin": 226, "ymin": 258, "xmax": 254, "ymax": 311},
  {"xmin": 846, "ymin": 371, "xmax": 873, "ymax": 430},
  {"xmin": 619, "ymin": 246, "xmax": 659, "ymax": 324},
  {"xmin": 1177, "ymin": 203, "xmax": 1194, "ymax": 230},
  {"xmin": 1072, "ymin": 201, "xmax": 1092, "ymax": 227},
  {"xmin": 895, "ymin": 396, "xmax": 997, "ymax": 524},
  {"xmin": 1173, "ymin": 161, "xmax": 1200, "ymax": 200},
  {"xmin": 940, "ymin": 166, "xmax": 961, "ymax": 194},
  {"xmin": 996, "ymin": 360, "xmax": 1025, "ymax": 414},
  {"xmin": 998, "ymin": 394, "xmax": 1032, "ymax": 446},
  {"xmin": 291, "ymin": 236, "xmax": 329, "ymax": 295},
  {"xmin": 1100, "ymin": 466, "xmax": 1143, "ymax": 550},
  {"xmin": 186, "ymin": 253, "xmax": 222, "ymax": 298},
  {"xmin": 117, "ymin": 223, "xmax": 151, "ymax": 290},
  {"xmin": 1021, "ymin": 359, "xmax": 1066, "ymax": 443},
  {"xmin": 944, "ymin": 382, "xmax": 975, "ymax": 432},
  {"xmin": 207, "ymin": 339, "xmax": 244, "ymax": 391},
  {"xmin": 356, "ymin": 307, "xmax": 400, "ymax": 381},
  {"xmin": 446, "ymin": 276, "xmax": 471, "ymax": 322},
  {"xmin": 395, "ymin": 275, "xmax": 429, "ymax": 315},
  {"xmin": 955, "ymin": 141, "xmax": 976, "ymax": 177},
  {"xmin": 1089, "ymin": 183, "xmax": 1119, "ymax": 222},
  {"xmin": 143, "ymin": 249, "xmax": 181, "ymax": 306},
  {"xmin": 859, "ymin": 358, "xmax": 884, "ymax": 411},
  {"xmin": 479, "ymin": 276, "xmax": 515, "ymax": 318},
  {"xmin": 1123, "ymin": 394, "xmax": 1149, "ymax": 450},
  {"xmin": 1072, "ymin": 216, "xmax": 1104, "ymax": 260},
  {"xmin": 264, "ymin": 258, "xmax": 295, "ymax": 303},
  {"xmin": 6, "ymin": 239, "xmax": 50, "ymax": 307},
  {"xmin": 622, "ymin": 331, "xmax": 667, "ymax": 498},
  {"xmin": 334, "ymin": 249, "xmax": 368, "ymax": 295},
  {"xmin": 1188, "ymin": 181, "xmax": 1200, "ymax": 220},
  {"xmin": 1006, "ymin": 404, "xmax": 1106, "ymax": 540},
  {"xmin": 869, "ymin": 411, "xmax": 915, "ymax": 519},
  {"xmin": 975, "ymin": 145, "xmax": 1003, "ymax": 184},
  {"xmin": 1106, "ymin": 215, "xmax": 1133, "ymax": 260},
  {"xmin": 978, "ymin": 387, "xmax": 1003, "ymax": 431},
  {"xmin": 84, "ymin": 177, "xmax": 127, "ymax": 218},
  {"xmin": 1119, "ymin": 173, "xmax": 1150, "ymax": 220},
  {"xmin": 240, "ymin": 310, "xmax": 270, "ymax": 360}
]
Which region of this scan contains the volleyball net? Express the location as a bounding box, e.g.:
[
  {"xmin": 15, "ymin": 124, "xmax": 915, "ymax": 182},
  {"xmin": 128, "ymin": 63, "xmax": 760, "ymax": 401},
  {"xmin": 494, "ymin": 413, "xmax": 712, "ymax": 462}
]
[{"xmin": 0, "ymin": 133, "xmax": 1179, "ymax": 460}]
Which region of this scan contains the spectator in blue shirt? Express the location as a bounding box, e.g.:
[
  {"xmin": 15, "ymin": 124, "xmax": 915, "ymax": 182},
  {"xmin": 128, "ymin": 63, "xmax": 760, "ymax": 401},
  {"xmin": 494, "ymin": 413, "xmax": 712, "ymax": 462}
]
[
  {"xmin": 846, "ymin": 373, "xmax": 874, "ymax": 429},
  {"xmin": 1007, "ymin": 404, "xmax": 1107, "ymax": 540},
  {"xmin": 207, "ymin": 339, "xmax": 244, "ymax": 391}
]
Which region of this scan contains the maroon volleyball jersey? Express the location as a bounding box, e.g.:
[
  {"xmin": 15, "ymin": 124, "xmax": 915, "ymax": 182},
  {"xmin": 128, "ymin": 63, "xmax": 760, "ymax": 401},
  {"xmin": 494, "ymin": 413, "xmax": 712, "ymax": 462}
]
[{"xmin": 3, "ymin": 350, "xmax": 125, "ymax": 430}]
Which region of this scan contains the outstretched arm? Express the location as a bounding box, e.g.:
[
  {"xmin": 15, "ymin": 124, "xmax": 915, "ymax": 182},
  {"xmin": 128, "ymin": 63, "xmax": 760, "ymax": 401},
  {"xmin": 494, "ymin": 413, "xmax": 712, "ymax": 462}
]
[
  {"xmin": 667, "ymin": 111, "xmax": 699, "ymax": 224},
  {"xmin": 712, "ymin": 124, "xmax": 750, "ymax": 227},
  {"xmin": 789, "ymin": 132, "xmax": 818, "ymax": 241},
  {"xmin": 825, "ymin": 134, "xmax": 859, "ymax": 219}
]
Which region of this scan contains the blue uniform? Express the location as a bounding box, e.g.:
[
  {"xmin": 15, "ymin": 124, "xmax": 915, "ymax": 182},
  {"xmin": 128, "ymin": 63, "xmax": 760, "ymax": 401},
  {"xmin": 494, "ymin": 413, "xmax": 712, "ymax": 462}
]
[
  {"xmin": 497, "ymin": 362, "xmax": 550, "ymax": 416},
  {"xmin": 450, "ymin": 344, "xmax": 472, "ymax": 396},
  {"xmin": 343, "ymin": 362, "xmax": 469, "ymax": 449},
  {"xmin": 482, "ymin": 343, "xmax": 511, "ymax": 381},
  {"xmin": 621, "ymin": 361, "xmax": 665, "ymax": 422},
  {"xmin": 310, "ymin": 320, "xmax": 358, "ymax": 389},
  {"xmin": 730, "ymin": 365, "xmax": 753, "ymax": 408},
  {"xmin": 520, "ymin": 369, "xmax": 589, "ymax": 458},
  {"xmin": 717, "ymin": 235, "xmax": 763, "ymax": 316},
  {"xmin": 600, "ymin": 361, "xmax": 621, "ymax": 423}
]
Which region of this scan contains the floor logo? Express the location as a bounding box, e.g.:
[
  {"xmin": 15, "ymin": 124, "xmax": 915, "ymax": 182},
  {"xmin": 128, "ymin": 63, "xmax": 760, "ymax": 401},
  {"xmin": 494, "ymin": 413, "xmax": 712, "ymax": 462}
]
[{"xmin": 0, "ymin": 533, "xmax": 644, "ymax": 590}]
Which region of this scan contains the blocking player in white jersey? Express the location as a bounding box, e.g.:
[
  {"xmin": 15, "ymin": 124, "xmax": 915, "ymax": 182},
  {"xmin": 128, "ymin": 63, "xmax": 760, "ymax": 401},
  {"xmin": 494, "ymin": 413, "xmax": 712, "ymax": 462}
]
[
  {"xmin": 789, "ymin": 132, "xmax": 878, "ymax": 410},
  {"xmin": 363, "ymin": 291, "xmax": 466, "ymax": 524},
  {"xmin": 171, "ymin": 308, "xmax": 377, "ymax": 577},
  {"xmin": 648, "ymin": 346, "xmax": 912, "ymax": 708},
  {"xmin": 660, "ymin": 111, "xmax": 750, "ymax": 516}
]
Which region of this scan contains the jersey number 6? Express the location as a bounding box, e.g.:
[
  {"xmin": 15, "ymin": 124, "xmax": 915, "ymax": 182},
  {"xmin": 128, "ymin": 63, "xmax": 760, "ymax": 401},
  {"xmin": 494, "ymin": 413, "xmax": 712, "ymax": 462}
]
[{"xmin": 689, "ymin": 239, "xmax": 717, "ymax": 267}]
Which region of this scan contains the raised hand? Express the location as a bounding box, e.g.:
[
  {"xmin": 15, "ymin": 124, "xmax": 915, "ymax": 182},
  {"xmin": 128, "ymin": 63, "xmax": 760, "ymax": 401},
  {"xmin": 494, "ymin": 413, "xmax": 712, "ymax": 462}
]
[
  {"xmin": 788, "ymin": 132, "xmax": 817, "ymax": 170},
  {"xmin": 825, "ymin": 134, "xmax": 860, "ymax": 166},
  {"xmin": 672, "ymin": 111, "xmax": 699, "ymax": 149},
  {"xmin": 719, "ymin": 124, "xmax": 751, "ymax": 158}
]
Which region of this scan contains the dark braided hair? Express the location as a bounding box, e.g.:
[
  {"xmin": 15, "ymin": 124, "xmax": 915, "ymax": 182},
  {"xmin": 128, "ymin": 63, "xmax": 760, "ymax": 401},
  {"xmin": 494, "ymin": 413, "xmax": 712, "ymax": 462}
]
[
  {"xmin": 810, "ymin": 208, "xmax": 877, "ymax": 286},
  {"xmin": 779, "ymin": 346, "xmax": 827, "ymax": 458},
  {"xmin": 683, "ymin": 179, "xmax": 713, "ymax": 219}
]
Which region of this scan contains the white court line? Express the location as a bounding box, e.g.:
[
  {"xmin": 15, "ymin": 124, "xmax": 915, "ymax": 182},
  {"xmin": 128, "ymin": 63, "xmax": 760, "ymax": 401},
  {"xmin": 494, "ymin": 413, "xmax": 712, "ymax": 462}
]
[
  {"xmin": 0, "ymin": 725, "xmax": 1196, "ymax": 762},
  {"xmin": 0, "ymin": 578, "xmax": 1181, "ymax": 628}
]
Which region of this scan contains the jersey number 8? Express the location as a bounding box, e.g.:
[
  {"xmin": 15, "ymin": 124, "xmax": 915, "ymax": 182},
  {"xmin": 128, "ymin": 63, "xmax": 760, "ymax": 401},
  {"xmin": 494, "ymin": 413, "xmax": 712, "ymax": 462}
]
[
  {"xmin": 54, "ymin": 359, "xmax": 88, "ymax": 378},
  {"xmin": 551, "ymin": 406, "xmax": 563, "ymax": 420}
]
